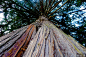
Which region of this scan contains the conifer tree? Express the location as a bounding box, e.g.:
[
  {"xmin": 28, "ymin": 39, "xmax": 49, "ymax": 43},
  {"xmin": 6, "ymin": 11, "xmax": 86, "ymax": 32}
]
[{"xmin": 0, "ymin": 0, "xmax": 86, "ymax": 57}]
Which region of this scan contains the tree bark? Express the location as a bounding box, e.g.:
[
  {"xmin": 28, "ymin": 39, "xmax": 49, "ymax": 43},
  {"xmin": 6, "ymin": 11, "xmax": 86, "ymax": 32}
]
[{"xmin": 0, "ymin": 16, "xmax": 86, "ymax": 57}]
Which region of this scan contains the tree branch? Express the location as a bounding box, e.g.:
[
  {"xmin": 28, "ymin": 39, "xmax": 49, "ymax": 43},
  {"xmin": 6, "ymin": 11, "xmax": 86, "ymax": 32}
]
[
  {"xmin": 49, "ymin": 7, "xmax": 86, "ymax": 18},
  {"xmin": 45, "ymin": 0, "xmax": 48, "ymax": 10},
  {"xmin": 48, "ymin": 0, "xmax": 52, "ymax": 7},
  {"xmin": 49, "ymin": 0, "xmax": 69, "ymax": 16},
  {"xmin": 40, "ymin": 0, "xmax": 44, "ymax": 13},
  {"xmin": 48, "ymin": 0, "xmax": 55, "ymax": 11},
  {"xmin": 49, "ymin": 0, "xmax": 62, "ymax": 13},
  {"xmin": 11, "ymin": 1, "xmax": 29, "ymax": 11},
  {"xmin": 7, "ymin": 1, "xmax": 39, "ymax": 17},
  {"xmin": 45, "ymin": 0, "xmax": 55, "ymax": 16}
]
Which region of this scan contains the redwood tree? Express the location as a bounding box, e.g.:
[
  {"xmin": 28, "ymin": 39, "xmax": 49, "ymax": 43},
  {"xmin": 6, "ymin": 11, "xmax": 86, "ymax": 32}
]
[{"xmin": 0, "ymin": 0, "xmax": 86, "ymax": 57}]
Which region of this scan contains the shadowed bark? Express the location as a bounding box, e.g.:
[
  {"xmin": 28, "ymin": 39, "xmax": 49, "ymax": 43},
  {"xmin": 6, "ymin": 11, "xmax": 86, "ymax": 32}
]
[{"xmin": 0, "ymin": 16, "xmax": 86, "ymax": 57}]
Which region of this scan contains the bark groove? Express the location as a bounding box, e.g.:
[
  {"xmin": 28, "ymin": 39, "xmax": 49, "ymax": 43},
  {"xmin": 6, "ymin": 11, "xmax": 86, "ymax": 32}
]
[{"xmin": 0, "ymin": 20, "xmax": 86, "ymax": 57}]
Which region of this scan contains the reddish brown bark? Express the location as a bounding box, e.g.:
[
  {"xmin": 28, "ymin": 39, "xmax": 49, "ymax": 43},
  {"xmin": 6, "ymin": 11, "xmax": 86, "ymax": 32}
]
[{"xmin": 0, "ymin": 16, "xmax": 86, "ymax": 57}]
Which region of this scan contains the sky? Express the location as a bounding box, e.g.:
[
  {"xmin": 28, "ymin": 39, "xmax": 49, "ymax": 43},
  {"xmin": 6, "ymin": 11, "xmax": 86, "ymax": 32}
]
[
  {"xmin": 0, "ymin": 13, "xmax": 4, "ymax": 22},
  {"xmin": 71, "ymin": 6, "xmax": 86, "ymax": 27},
  {"xmin": 0, "ymin": 9, "xmax": 4, "ymax": 22}
]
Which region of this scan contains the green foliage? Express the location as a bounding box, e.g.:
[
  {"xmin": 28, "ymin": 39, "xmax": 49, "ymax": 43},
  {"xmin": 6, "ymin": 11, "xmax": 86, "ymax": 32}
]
[{"xmin": 76, "ymin": 0, "xmax": 86, "ymax": 6}]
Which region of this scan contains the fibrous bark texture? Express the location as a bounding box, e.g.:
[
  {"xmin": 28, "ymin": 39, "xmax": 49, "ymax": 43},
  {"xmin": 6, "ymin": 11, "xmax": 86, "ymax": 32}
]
[{"xmin": 0, "ymin": 18, "xmax": 86, "ymax": 57}]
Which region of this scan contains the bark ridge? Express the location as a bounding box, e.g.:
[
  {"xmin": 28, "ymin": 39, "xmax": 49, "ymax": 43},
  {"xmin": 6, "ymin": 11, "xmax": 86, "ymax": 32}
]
[{"xmin": 0, "ymin": 21, "xmax": 86, "ymax": 57}]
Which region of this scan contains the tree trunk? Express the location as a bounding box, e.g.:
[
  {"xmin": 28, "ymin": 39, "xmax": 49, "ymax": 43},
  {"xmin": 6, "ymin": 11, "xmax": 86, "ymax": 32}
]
[{"xmin": 0, "ymin": 16, "xmax": 86, "ymax": 57}]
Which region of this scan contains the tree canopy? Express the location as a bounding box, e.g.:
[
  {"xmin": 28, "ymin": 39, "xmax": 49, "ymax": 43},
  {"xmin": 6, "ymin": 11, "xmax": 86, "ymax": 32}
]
[{"xmin": 0, "ymin": 0, "xmax": 86, "ymax": 47}]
